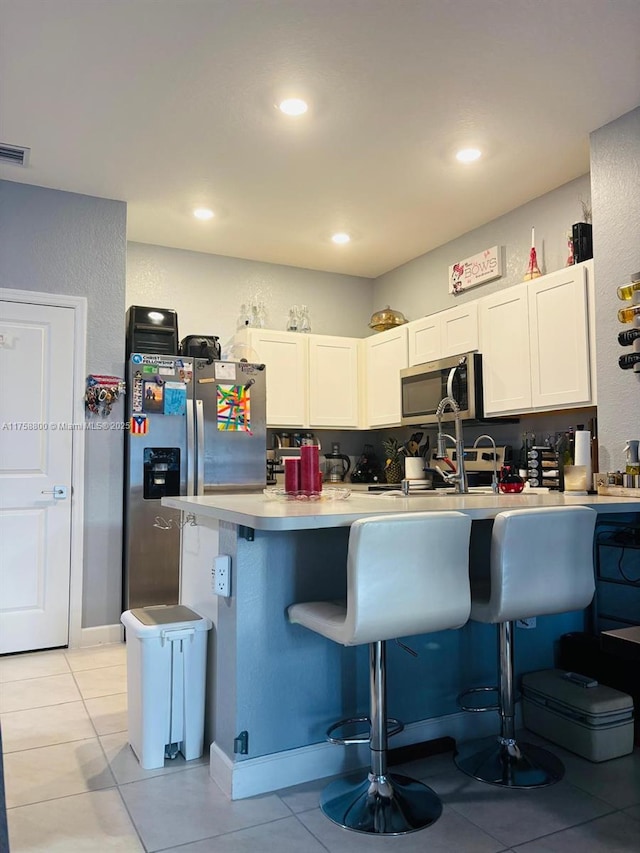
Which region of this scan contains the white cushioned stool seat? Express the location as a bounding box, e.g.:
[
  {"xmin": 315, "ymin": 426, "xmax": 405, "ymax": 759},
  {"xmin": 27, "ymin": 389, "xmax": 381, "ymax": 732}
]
[
  {"xmin": 455, "ymin": 506, "xmax": 597, "ymax": 789},
  {"xmin": 288, "ymin": 511, "xmax": 472, "ymax": 835}
]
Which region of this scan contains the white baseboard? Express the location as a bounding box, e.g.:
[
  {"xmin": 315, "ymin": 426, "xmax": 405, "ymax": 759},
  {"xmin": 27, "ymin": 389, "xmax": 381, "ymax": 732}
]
[
  {"xmin": 209, "ymin": 708, "xmax": 517, "ymax": 800},
  {"xmin": 78, "ymin": 623, "xmax": 124, "ymax": 648}
]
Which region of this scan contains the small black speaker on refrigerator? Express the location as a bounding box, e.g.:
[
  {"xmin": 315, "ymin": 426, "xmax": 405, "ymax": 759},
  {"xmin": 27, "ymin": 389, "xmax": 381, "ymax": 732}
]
[{"xmin": 572, "ymin": 222, "xmax": 593, "ymax": 263}]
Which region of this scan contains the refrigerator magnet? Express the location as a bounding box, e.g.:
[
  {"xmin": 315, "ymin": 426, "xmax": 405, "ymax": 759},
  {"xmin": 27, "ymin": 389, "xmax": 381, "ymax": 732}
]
[
  {"xmin": 142, "ymin": 381, "xmax": 163, "ymax": 413},
  {"xmin": 163, "ymin": 381, "xmax": 187, "ymax": 415},
  {"xmin": 130, "ymin": 414, "xmax": 148, "ymax": 436},
  {"xmin": 214, "ymin": 361, "xmax": 236, "ymax": 381}
]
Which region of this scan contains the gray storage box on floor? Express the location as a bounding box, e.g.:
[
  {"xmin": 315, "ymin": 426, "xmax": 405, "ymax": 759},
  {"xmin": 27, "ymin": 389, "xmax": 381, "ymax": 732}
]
[{"xmin": 522, "ymin": 669, "xmax": 634, "ymax": 763}]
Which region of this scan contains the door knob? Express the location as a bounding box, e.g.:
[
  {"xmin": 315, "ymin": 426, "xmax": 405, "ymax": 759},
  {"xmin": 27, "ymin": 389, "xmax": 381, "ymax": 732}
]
[{"xmin": 41, "ymin": 485, "xmax": 68, "ymax": 499}]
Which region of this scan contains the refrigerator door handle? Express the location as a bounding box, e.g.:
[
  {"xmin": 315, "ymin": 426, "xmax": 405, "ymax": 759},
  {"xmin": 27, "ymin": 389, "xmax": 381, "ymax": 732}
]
[
  {"xmin": 195, "ymin": 398, "xmax": 205, "ymax": 496},
  {"xmin": 186, "ymin": 404, "xmax": 195, "ymax": 496}
]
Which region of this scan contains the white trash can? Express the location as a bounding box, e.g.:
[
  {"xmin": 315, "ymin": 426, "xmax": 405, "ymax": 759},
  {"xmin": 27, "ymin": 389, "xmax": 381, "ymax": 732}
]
[{"xmin": 121, "ymin": 605, "xmax": 212, "ymax": 770}]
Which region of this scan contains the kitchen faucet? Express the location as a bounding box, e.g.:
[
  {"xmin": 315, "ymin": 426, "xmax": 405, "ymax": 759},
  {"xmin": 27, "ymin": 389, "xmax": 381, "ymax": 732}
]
[
  {"xmin": 472, "ymin": 434, "xmax": 500, "ymax": 493},
  {"xmin": 435, "ymin": 396, "xmax": 469, "ymax": 494}
]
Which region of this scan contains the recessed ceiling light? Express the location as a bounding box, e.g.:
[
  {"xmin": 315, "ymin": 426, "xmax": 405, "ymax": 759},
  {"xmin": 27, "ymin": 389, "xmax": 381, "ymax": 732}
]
[
  {"xmin": 278, "ymin": 98, "xmax": 308, "ymax": 116},
  {"xmin": 331, "ymin": 232, "xmax": 351, "ymax": 245},
  {"xmin": 456, "ymin": 148, "xmax": 482, "ymax": 163},
  {"xmin": 193, "ymin": 208, "xmax": 214, "ymax": 220}
]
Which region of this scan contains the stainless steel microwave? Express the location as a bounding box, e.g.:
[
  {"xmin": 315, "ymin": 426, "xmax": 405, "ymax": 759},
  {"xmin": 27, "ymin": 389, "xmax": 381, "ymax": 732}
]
[{"xmin": 400, "ymin": 352, "xmax": 483, "ymax": 425}]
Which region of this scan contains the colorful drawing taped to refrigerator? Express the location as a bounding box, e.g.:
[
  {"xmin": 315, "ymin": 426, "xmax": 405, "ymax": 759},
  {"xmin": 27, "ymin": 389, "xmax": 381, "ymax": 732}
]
[
  {"xmin": 163, "ymin": 381, "xmax": 187, "ymax": 415},
  {"xmin": 217, "ymin": 384, "xmax": 251, "ymax": 433}
]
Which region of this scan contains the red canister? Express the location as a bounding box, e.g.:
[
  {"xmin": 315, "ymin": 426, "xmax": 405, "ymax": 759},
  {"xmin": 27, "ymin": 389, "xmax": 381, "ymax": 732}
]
[
  {"xmin": 284, "ymin": 457, "xmax": 301, "ymax": 494},
  {"xmin": 300, "ymin": 444, "xmax": 320, "ymax": 494}
]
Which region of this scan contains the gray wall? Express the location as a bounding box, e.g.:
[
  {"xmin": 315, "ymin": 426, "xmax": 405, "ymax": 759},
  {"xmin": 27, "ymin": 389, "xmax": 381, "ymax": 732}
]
[
  {"xmin": 373, "ymin": 174, "xmax": 591, "ymax": 321},
  {"xmin": 590, "ymin": 107, "xmax": 640, "ymax": 472},
  {"xmin": 127, "ymin": 242, "xmax": 374, "ymax": 346},
  {"xmin": 0, "ymin": 180, "xmax": 126, "ymax": 628}
]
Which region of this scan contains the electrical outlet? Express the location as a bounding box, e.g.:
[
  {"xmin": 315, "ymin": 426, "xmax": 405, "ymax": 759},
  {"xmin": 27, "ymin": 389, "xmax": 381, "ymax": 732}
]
[
  {"xmin": 213, "ymin": 555, "xmax": 231, "ymax": 597},
  {"xmin": 516, "ymin": 617, "xmax": 536, "ymax": 629}
]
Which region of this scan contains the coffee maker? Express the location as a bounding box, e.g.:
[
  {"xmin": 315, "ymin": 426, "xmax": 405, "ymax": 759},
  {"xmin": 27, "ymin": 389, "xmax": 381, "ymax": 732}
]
[{"xmin": 324, "ymin": 442, "xmax": 351, "ymax": 482}]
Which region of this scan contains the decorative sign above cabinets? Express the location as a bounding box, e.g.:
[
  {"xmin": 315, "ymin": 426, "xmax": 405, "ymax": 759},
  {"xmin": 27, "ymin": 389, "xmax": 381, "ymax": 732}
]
[{"xmin": 449, "ymin": 245, "xmax": 502, "ymax": 294}]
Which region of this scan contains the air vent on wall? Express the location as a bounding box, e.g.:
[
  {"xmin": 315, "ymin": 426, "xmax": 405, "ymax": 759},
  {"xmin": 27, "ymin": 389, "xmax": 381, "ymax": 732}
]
[{"xmin": 0, "ymin": 144, "xmax": 31, "ymax": 167}]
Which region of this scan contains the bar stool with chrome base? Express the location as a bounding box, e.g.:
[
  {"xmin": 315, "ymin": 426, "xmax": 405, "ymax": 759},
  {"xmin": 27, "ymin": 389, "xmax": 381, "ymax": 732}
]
[
  {"xmin": 454, "ymin": 506, "xmax": 597, "ymax": 789},
  {"xmin": 288, "ymin": 511, "xmax": 472, "ymax": 835}
]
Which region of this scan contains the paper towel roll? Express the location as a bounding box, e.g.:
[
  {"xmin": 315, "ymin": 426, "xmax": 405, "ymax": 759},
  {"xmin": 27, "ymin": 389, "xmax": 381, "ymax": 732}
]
[{"xmin": 574, "ymin": 430, "xmax": 592, "ymax": 483}]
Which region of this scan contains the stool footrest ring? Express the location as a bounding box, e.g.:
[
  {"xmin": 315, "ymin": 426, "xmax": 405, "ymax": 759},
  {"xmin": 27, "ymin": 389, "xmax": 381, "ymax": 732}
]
[
  {"xmin": 458, "ymin": 686, "xmax": 499, "ymax": 713},
  {"xmin": 457, "ymin": 685, "xmax": 521, "ymax": 713},
  {"xmin": 326, "ymin": 716, "xmax": 404, "ymax": 745}
]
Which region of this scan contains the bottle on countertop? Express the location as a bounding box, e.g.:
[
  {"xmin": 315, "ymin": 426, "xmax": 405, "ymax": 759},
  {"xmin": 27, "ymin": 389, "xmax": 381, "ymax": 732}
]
[{"xmin": 624, "ymin": 441, "xmax": 640, "ymax": 476}]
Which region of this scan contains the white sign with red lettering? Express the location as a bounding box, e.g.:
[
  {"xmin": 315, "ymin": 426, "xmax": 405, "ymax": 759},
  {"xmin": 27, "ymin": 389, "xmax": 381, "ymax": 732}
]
[{"xmin": 449, "ymin": 246, "xmax": 502, "ymax": 294}]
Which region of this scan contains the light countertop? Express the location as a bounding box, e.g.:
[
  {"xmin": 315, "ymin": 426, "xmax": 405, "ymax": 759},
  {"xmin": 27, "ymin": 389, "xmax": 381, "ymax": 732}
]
[{"xmin": 162, "ymin": 491, "xmax": 639, "ymax": 531}]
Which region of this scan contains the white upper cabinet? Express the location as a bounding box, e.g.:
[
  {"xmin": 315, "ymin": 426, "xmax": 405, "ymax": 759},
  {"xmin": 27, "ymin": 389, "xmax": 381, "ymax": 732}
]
[
  {"xmin": 408, "ymin": 302, "xmax": 478, "ymax": 365},
  {"xmin": 479, "ymin": 261, "xmax": 593, "ymax": 416},
  {"xmin": 308, "ymin": 335, "xmax": 361, "ymax": 428},
  {"xmin": 479, "ymin": 283, "xmax": 532, "ymax": 415},
  {"xmin": 408, "ymin": 314, "xmax": 441, "ymax": 365},
  {"xmin": 364, "ymin": 325, "xmax": 409, "ymax": 427},
  {"xmin": 238, "ymin": 328, "xmax": 308, "ymax": 427},
  {"xmin": 236, "ymin": 329, "xmax": 361, "ymax": 429},
  {"xmin": 440, "ymin": 302, "xmax": 479, "ymax": 357},
  {"xmin": 528, "ymin": 264, "xmax": 591, "ymax": 409}
]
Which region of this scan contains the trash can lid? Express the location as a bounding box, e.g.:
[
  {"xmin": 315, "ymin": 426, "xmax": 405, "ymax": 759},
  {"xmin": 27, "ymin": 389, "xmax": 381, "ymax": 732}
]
[{"xmin": 129, "ymin": 605, "xmax": 204, "ymax": 626}]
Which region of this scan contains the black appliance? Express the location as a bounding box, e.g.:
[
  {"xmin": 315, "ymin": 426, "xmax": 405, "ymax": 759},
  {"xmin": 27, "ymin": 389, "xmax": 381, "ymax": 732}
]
[
  {"xmin": 572, "ymin": 223, "xmax": 593, "ymax": 264},
  {"xmin": 179, "ymin": 335, "xmax": 221, "ymax": 363},
  {"xmin": 126, "ymin": 305, "xmax": 179, "ymax": 357},
  {"xmin": 350, "ymin": 444, "xmax": 383, "ymax": 484}
]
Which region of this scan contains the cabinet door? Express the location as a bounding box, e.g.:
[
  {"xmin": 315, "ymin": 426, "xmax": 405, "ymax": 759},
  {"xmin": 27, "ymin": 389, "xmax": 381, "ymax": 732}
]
[
  {"xmin": 246, "ymin": 329, "xmax": 308, "ymax": 427},
  {"xmin": 528, "ymin": 265, "xmax": 591, "ymax": 409},
  {"xmin": 308, "ymin": 335, "xmax": 360, "ymax": 428},
  {"xmin": 408, "ymin": 315, "xmax": 441, "ymax": 366},
  {"xmin": 479, "ymin": 284, "xmax": 532, "ymax": 415},
  {"xmin": 440, "ymin": 302, "xmax": 479, "ymax": 357},
  {"xmin": 365, "ymin": 326, "xmax": 408, "ymax": 427}
]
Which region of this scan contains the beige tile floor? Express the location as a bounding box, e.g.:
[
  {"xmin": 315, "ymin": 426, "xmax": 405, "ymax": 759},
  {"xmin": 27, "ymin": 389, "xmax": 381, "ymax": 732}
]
[{"xmin": 1, "ymin": 643, "xmax": 638, "ymax": 852}]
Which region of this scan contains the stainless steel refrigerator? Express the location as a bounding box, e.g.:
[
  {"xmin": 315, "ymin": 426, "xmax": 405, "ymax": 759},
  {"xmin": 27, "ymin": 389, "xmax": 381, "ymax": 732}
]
[{"xmin": 123, "ymin": 354, "xmax": 266, "ymax": 610}]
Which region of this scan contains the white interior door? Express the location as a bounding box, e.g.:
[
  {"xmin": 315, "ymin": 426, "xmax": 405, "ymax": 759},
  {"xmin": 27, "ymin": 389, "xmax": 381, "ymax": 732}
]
[{"xmin": 0, "ymin": 300, "xmax": 75, "ymax": 653}]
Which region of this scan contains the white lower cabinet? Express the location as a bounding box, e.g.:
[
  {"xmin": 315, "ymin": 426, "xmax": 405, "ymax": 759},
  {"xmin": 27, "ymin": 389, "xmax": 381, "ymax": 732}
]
[
  {"xmin": 479, "ymin": 262, "xmax": 593, "ymax": 416},
  {"xmin": 365, "ymin": 325, "xmax": 408, "ymax": 427}
]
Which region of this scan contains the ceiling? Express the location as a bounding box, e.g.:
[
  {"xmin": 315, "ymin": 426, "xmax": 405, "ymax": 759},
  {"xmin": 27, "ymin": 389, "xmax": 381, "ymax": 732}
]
[{"xmin": 1, "ymin": 1, "xmax": 639, "ymax": 278}]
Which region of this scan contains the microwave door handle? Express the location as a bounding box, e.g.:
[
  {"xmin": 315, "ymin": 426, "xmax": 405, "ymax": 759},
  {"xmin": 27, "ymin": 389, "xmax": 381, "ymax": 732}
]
[
  {"xmin": 446, "ymin": 366, "xmax": 457, "ymax": 400},
  {"xmin": 195, "ymin": 399, "xmax": 205, "ymax": 496},
  {"xmin": 186, "ymin": 404, "xmax": 195, "ymax": 496}
]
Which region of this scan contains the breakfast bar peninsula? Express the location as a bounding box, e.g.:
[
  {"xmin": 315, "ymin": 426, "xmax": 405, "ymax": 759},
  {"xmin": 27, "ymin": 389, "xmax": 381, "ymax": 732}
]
[{"xmin": 162, "ymin": 490, "xmax": 639, "ymax": 799}]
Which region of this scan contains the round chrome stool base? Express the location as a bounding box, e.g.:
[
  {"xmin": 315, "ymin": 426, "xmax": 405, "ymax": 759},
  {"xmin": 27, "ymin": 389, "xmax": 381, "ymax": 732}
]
[
  {"xmin": 454, "ymin": 737, "xmax": 565, "ymax": 789},
  {"xmin": 320, "ymin": 772, "xmax": 442, "ymax": 835}
]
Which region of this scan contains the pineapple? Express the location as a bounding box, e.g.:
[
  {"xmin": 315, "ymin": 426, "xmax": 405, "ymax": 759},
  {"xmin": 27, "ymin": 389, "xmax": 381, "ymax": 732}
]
[{"xmin": 382, "ymin": 437, "xmax": 404, "ymax": 484}]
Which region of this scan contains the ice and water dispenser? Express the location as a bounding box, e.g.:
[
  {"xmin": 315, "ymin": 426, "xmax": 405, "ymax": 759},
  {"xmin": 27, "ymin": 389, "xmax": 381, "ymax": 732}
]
[{"xmin": 143, "ymin": 448, "xmax": 181, "ymax": 500}]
